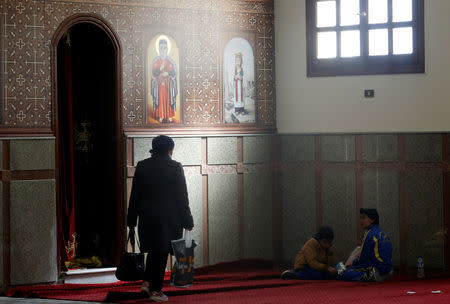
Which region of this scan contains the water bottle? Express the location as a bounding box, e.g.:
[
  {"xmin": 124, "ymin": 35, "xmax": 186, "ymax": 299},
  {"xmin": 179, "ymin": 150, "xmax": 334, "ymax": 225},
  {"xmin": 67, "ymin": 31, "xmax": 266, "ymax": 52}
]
[
  {"xmin": 336, "ymin": 262, "xmax": 346, "ymax": 276},
  {"xmin": 417, "ymin": 256, "xmax": 425, "ymax": 278}
]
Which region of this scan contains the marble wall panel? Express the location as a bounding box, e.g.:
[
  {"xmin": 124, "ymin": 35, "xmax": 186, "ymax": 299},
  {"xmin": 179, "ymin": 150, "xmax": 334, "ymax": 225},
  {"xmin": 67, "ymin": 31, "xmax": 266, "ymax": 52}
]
[
  {"xmin": 208, "ymin": 174, "xmax": 239, "ymax": 264},
  {"xmin": 280, "ymin": 135, "xmax": 315, "ymax": 162},
  {"xmin": 362, "ymin": 170, "xmax": 400, "ymax": 266},
  {"xmin": 361, "ymin": 135, "xmax": 398, "ymax": 162},
  {"xmin": 0, "ymin": 141, "xmax": 2, "ymax": 170},
  {"xmin": 134, "ymin": 137, "xmax": 202, "ymax": 166},
  {"xmin": 322, "ymin": 170, "xmax": 357, "ymax": 262},
  {"xmin": 207, "ymin": 137, "xmax": 237, "ymax": 165},
  {"xmin": 281, "ymin": 167, "xmax": 316, "ymax": 266},
  {"xmin": 321, "ymin": 135, "xmax": 355, "ymax": 162},
  {"xmin": 243, "ymin": 136, "xmax": 272, "ymax": 164},
  {"xmin": 0, "ymin": 183, "xmax": 2, "ymax": 289},
  {"xmin": 185, "ymin": 174, "xmax": 203, "ymax": 267},
  {"xmin": 133, "ymin": 138, "xmax": 153, "ymax": 165},
  {"xmin": 10, "ymin": 140, "xmax": 55, "ymax": 171},
  {"xmin": 406, "ymin": 170, "xmax": 443, "ymax": 268},
  {"xmin": 10, "ymin": 180, "xmax": 57, "ymax": 285},
  {"xmin": 405, "ymin": 134, "xmax": 442, "ymax": 162},
  {"xmin": 243, "ymin": 172, "xmax": 273, "ymax": 260}
]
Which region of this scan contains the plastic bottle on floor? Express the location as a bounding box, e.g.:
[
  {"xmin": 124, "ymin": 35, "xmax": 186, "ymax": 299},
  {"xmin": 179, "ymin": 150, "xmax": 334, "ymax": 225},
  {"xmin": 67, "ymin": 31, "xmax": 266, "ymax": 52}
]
[{"xmin": 417, "ymin": 256, "xmax": 425, "ymax": 278}]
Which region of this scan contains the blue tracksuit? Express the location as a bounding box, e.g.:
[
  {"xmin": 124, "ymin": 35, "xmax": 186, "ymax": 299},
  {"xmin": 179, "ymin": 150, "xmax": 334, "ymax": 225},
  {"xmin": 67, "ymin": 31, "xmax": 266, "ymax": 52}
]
[{"xmin": 339, "ymin": 225, "xmax": 392, "ymax": 281}]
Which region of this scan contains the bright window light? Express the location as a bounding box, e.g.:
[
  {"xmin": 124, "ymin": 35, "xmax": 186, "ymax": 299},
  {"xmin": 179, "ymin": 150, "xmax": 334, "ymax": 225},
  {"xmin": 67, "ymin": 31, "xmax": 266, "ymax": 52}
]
[
  {"xmin": 368, "ymin": 0, "xmax": 388, "ymax": 24},
  {"xmin": 369, "ymin": 29, "xmax": 388, "ymax": 56},
  {"xmin": 393, "ymin": 27, "xmax": 413, "ymax": 54},
  {"xmin": 393, "ymin": 0, "xmax": 412, "ymax": 22},
  {"xmin": 341, "ymin": 30, "xmax": 360, "ymax": 57},
  {"xmin": 317, "ymin": 31, "xmax": 337, "ymax": 58},
  {"xmin": 340, "ymin": 0, "xmax": 360, "ymax": 26},
  {"xmin": 317, "ymin": 1, "xmax": 336, "ymax": 28}
]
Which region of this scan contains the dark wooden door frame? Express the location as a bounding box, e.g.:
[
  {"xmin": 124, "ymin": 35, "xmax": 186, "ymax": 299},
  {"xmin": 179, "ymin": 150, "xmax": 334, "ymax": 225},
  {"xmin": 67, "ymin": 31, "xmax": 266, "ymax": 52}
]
[{"xmin": 51, "ymin": 13, "xmax": 125, "ymax": 275}]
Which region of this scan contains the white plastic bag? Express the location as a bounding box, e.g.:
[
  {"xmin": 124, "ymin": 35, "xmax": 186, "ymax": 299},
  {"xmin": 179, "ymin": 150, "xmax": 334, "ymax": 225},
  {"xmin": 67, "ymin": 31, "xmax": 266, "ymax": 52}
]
[
  {"xmin": 184, "ymin": 229, "xmax": 193, "ymax": 248},
  {"xmin": 170, "ymin": 229, "xmax": 197, "ymax": 287}
]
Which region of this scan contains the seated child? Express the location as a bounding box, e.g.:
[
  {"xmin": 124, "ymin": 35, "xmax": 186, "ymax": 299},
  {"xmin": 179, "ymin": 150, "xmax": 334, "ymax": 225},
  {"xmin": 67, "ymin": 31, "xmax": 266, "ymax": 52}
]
[
  {"xmin": 337, "ymin": 208, "xmax": 393, "ymax": 282},
  {"xmin": 281, "ymin": 226, "xmax": 337, "ymax": 280}
]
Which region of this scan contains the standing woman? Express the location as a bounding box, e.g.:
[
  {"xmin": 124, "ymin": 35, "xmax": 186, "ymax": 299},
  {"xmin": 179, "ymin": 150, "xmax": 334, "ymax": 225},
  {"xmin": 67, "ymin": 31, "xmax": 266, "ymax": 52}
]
[{"xmin": 127, "ymin": 135, "xmax": 194, "ymax": 302}]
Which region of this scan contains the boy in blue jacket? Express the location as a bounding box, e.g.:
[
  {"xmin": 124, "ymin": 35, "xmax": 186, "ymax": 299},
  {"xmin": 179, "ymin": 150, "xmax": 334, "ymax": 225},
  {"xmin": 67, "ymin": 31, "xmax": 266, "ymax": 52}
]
[{"xmin": 337, "ymin": 208, "xmax": 393, "ymax": 282}]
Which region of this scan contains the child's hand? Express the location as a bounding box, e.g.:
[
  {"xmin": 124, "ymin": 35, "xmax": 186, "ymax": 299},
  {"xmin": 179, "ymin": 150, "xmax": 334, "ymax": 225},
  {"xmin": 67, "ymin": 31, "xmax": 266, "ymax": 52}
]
[{"xmin": 327, "ymin": 266, "xmax": 337, "ymax": 275}]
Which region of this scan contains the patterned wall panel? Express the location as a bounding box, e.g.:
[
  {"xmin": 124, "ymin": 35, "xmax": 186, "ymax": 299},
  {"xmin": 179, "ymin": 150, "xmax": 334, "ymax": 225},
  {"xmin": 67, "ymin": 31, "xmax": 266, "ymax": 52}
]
[
  {"xmin": 321, "ymin": 170, "xmax": 357, "ymax": 262},
  {"xmin": 208, "ymin": 173, "xmax": 239, "ymax": 264},
  {"xmin": 280, "ymin": 135, "xmax": 315, "ymax": 163},
  {"xmin": 405, "ymin": 134, "xmax": 442, "ymax": 163},
  {"xmin": 243, "ymin": 171, "xmax": 272, "ymax": 260},
  {"xmin": 10, "ymin": 180, "xmax": 57, "ymax": 285},
  {"xmin": 321, "ymin": 135, "xmax": 356, "ymax": 162},
  {"xmin": 281, "ymin": 167, "xmax": 316, "ymax": 266},
  {"xmin": 1, "ymin": 0, "xmax": 275, "ymax": 130},
  {"xmin": 0, "ymin": 182, "xmax": 3, "ymax": 289},
  {"xmin": 10, "ymin": 139, "xmax": 55, "ymax": 170},
  {"xmin": 406, "ymin": 169, "xmax": 443, "ymax": 269},
  {"xmin": 185, "ymin": 174, "xmax": 203, "ymax": 267},
  {"xmin": 361, "ymin": 135, "xmax": 398, "ymax": 162},
  {"xmin": 207, "ymin": 137, "xmax": 237, "ymax": 165},
  {"xmin": 243, "ymin": 135, "xmax": 272, "ymax": 163},
  {"xmin": 362, "ymin": 169, "xmax": 400, "ymax": 266}
]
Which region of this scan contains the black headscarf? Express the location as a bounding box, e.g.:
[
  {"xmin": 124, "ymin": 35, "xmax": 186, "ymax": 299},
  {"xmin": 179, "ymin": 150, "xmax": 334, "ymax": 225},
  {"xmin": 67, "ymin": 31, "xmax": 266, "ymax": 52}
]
[
  {"xmin": 360, "ymin": 208, "xmax": 379, "ymax": 225},
  {"xmin": 150, "ymin": 135, "xmax": 175, "ymax": 156}
]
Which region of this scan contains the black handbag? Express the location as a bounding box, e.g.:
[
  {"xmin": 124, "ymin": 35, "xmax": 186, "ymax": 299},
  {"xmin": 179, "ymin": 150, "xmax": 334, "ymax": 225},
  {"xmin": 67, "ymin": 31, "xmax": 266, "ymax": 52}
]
[{"xmin": 115, "ymin": 229, "xmax": 145, "ymax": 281}]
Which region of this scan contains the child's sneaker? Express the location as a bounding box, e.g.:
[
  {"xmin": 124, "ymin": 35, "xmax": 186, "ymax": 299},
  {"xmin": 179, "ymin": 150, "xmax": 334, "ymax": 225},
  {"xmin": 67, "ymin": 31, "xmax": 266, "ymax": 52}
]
[
  {"xmin": 149, "ymin": 291, "xmax": 168, "ymax": 302},
  {"xmin": 281, "ymin": 269, "xmax": 297, "ymax": 279}
]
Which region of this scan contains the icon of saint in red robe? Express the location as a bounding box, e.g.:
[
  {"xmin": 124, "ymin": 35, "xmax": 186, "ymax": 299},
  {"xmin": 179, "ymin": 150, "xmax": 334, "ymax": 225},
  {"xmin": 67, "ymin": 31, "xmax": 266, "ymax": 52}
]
[{"xmin": 151, "ymin": 39, "xmax": 178, "ymax": 123}]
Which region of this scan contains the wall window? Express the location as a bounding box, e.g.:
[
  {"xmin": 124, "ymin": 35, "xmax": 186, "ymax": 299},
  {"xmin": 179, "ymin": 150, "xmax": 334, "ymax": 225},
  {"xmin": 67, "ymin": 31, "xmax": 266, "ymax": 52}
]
[{"xmin": 306, "ymin": 0, "xmax": 424, "ymax": 77}]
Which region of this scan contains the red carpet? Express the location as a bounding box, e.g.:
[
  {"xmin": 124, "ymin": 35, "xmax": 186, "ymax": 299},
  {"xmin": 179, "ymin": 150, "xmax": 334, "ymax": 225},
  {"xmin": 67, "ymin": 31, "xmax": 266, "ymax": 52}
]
[{"xmin": 4, "ymin": 260, "xmax": 450, "ymax": 303}]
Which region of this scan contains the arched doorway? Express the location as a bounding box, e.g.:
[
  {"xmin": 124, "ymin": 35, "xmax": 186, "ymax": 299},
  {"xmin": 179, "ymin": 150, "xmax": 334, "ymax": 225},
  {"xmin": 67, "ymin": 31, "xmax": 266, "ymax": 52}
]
[{"xmin": 52, "ymin": 14, "xmax": 124, "ymax": 271}]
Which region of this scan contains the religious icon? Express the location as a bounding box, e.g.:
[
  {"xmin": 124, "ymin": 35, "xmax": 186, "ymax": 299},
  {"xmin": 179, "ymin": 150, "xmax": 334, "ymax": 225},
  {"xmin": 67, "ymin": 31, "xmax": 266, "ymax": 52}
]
[
  {"xmin": 147, "ymin": 35, "xmax": 181, "ymax": 124},
  {"xmin": 223, "ymin": 37, "xmax": 256, "ymax": 124}
]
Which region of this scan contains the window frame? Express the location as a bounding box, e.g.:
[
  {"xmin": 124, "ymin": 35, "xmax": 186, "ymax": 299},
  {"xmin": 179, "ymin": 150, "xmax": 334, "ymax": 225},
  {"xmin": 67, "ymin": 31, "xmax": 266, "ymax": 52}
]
[{"xmin": 306, "ymin": 0, "xmax": 425, "ymax": 77}]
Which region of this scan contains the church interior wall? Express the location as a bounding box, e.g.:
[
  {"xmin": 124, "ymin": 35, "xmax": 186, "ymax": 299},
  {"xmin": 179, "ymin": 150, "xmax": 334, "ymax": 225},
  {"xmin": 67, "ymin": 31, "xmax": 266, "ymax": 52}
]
[
  {"xmin": 0, "ymin": 181, "xmax": 3, "ymax": 290},
  {"xmin": 0, "ymin": 138, "xmax": 57, "ymax": 286},
  {"xmin": 0, "ymin": 0, "xmax": 449, "ymax": 289},
  {"xmin": 129, "ymin": 134, "xmax": 275, "ymax": 268},
  {"xmin": 279, "ymin": 133, "xmax": 446, "ymax": 272},
  {"xmin": 275, "ymin": 0, "xmax": 450, "ymax": 133}
]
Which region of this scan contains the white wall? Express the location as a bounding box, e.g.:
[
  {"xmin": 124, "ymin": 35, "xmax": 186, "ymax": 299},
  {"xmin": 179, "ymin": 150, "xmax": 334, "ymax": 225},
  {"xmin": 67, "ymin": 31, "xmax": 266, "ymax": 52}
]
[{"xmin": 275, "ymin": 0, "xmax": 450, "ymax": 133}]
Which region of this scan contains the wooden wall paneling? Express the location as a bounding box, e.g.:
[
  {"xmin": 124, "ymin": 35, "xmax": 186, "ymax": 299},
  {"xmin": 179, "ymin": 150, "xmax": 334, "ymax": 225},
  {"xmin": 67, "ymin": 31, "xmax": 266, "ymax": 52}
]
[
  {"xmin": 398, "ymin": 135, "xmax": 407, "ymax": 273},
  {"xmin": 201, "ymin": 138, "xmax": 209, "ymax": 265},
  {"xmin": 442, "ymin": 134, "xmax": 450, "ymax": 274},
  {"xmin": 237, "ymin": 137, "xmax": 244, "ymax": 259},
  {"xmin": 314, "ymin": 136, "xmax": 322, "ymax": 230},
  {"xmin": 2, "ymin": 140, "xmax": 10, "ymax": 288},
  {"xmin": 356, "ymin": 135, "xmax": 363, "ymax": 244},
  {"xmin": 271, "ymin": 135, "xmax": 282, "ymax": 268}
]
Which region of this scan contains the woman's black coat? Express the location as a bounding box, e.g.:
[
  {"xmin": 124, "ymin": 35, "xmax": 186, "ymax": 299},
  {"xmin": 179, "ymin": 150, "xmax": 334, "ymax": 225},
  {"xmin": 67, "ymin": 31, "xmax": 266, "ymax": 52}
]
[{"xmin": 127, "ymin": 154, "xmax": 194, "ymax": 252}]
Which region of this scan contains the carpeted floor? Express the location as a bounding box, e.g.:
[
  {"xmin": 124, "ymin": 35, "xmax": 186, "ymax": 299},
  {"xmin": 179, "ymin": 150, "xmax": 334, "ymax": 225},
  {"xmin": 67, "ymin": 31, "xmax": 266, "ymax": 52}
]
[{"xmin": 4, "ymin": 260, "xmax": 450, "ymax": 303}]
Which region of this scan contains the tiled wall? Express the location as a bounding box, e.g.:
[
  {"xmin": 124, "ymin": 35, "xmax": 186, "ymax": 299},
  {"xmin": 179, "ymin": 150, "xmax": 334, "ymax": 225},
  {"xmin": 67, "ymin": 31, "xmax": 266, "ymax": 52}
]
[
  {"xmin": 280, "ymin": 134, "xmax": 446, "ymax": 271},
  {"xmin": 10, "ymin": 180, "xmax": 57, "ymax": 285},
  {"xmin": 129, "ymin": 134, "xmax": 275, "ymax": 267},
  {"xmin": 2, "ymin": 133, "xmax": 448, "ymax": 287},
  {"xmin": 1, "ymin": 139, "xmax": 57, "ymax": 287}
]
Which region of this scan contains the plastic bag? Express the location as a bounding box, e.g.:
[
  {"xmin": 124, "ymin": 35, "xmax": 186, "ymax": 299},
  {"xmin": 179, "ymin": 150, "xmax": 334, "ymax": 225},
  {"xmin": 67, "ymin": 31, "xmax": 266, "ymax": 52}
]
[{"xmin": 170, "ymin": 229, "xmax": 197, "ymax": 287}]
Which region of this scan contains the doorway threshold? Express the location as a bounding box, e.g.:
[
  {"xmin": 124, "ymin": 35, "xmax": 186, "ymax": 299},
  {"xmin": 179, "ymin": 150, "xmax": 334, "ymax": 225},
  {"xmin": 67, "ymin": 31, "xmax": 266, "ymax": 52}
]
[{"xmin": 60, "ymin": 267, "xmax": 118, "ymax": 284}]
